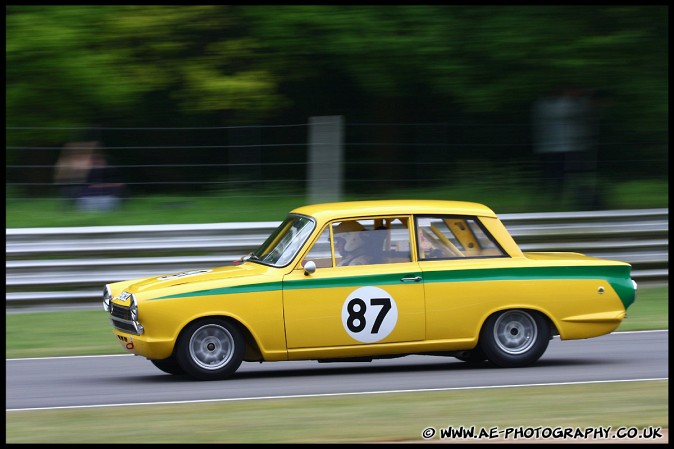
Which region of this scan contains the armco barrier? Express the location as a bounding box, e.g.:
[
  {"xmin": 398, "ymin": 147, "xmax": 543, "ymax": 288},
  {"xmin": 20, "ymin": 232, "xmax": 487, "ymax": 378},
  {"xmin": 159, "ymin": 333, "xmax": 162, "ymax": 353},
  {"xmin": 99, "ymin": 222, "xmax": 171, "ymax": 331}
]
[{"xmin": 5, "ymin": 209, "xmax": 668, "ymax": 310}]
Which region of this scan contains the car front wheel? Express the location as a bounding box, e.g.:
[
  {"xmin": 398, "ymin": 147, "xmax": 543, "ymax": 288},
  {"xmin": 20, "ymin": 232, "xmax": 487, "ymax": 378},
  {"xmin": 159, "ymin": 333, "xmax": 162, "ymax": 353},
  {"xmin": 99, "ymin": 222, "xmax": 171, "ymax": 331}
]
[
  {"xmin": 176, "ymin": 319, "xmax": 245, "ymax": 380},
  {"xmin": 454, "ymin": 347, "xmax": 487, "ymax": 363},
  {"xmin": 480, "ymin": 309, "xmax": 550, "ymax": 368}
]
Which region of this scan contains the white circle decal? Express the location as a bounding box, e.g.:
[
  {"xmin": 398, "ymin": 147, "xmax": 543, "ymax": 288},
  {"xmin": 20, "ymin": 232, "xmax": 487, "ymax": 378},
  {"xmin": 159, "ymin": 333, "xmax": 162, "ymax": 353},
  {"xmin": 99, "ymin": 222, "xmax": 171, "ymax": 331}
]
[{"xmin": 341, "ymin": 286, "xmax": 398, "ymax": 343}]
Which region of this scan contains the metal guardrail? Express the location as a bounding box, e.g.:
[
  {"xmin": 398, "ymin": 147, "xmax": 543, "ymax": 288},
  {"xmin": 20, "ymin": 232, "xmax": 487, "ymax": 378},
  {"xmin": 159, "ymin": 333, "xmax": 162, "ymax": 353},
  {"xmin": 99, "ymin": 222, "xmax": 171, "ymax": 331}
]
[{"xmin": 6, "ymin": 209, "xmax": 668, "ymax": 309}]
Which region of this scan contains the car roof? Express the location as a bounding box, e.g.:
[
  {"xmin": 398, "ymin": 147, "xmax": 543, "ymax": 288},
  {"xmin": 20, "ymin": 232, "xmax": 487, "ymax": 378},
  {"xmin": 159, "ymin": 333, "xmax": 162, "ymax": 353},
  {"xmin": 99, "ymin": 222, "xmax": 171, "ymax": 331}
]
[{"xmin": 290, "ymin": 199, "xmax": 498, "ymax": 222}]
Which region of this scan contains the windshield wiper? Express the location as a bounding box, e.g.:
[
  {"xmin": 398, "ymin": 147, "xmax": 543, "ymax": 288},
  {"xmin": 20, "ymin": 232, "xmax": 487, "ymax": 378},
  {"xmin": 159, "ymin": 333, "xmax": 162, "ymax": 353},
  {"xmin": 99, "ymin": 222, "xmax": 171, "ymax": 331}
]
[{"xmin": 239, "ymin": 252, "xmax": 259, "ymax": 263}]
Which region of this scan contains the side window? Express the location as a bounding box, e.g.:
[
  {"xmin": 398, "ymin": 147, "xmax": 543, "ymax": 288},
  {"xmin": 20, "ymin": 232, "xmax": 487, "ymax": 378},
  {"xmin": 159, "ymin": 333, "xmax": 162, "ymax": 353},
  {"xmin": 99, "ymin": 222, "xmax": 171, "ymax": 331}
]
[
  {"xmin": 465, "ymin": 219, "xmax": 505, "ymax": 256},
  {"xmin": 385, "ymin": 219, "xmax": 412, "ymax": 263},
  {"xmin": 331, "ymin": 217, "xmax": 412, "ymax": 267},
  {"xmin": 302, "ymin": 226, "xmax": 333, "ymax": 268},
  {"xmin": 416, "ymin": 216, "xmax": 506, "ymax": 260}
]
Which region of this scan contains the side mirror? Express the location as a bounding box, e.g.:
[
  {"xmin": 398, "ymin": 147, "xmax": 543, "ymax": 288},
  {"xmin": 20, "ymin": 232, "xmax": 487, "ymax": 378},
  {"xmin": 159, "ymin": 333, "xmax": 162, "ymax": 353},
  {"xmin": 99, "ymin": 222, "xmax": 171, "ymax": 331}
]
[{"xmin": 303, "ymin": 260, "xmax": 316, "ymax": 276}]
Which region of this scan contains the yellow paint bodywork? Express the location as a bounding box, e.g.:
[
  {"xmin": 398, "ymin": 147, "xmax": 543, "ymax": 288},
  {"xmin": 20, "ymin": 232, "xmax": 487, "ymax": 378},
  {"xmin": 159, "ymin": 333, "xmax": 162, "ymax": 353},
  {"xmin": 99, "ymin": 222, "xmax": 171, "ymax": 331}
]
[
  {"xmin": 421, "ymin": 258, "xmax": 628, "ymax": 346},
  {"xmin": 106, "ymin": 199, "xmax": 634, "ymax": 363},
  {"xmin": 109, "ymin": 264, "xmax": 289, "ymax": 361},
  {"xmin": 282, "ymin": 262, "xmax": 425, "ymax": 354}
]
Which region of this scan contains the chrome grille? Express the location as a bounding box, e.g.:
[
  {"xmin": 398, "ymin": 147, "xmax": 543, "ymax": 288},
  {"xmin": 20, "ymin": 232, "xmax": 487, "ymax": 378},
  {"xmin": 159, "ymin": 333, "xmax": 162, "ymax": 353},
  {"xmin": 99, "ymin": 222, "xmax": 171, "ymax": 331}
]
[{"xmin": 110, "ymin": 303, "xmax": 140, "ymax": 334}]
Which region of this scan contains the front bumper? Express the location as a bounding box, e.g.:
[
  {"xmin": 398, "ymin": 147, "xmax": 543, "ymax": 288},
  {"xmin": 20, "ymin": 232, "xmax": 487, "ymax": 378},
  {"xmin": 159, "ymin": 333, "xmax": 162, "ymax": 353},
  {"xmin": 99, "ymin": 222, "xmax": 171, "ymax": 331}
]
[{"xmin": 112, "ymin": 328, "xmax": 175, "ymax": 360}]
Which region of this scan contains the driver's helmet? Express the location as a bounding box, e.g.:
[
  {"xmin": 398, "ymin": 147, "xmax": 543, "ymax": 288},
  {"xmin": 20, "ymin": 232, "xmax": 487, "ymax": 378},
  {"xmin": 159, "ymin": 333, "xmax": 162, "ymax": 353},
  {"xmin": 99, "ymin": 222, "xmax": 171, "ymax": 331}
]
[{"xmin": 334, "ymin": 221, "xmax": 366, "ymax": 253}]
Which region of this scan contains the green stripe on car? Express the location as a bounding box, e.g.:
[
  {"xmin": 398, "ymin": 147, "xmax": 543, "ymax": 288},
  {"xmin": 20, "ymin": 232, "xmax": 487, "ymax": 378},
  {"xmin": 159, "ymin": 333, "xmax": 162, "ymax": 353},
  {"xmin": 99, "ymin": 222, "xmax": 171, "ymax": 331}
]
[{"xmin": 151, "ymin": 265, "xmax": 635, "ymax": 308}]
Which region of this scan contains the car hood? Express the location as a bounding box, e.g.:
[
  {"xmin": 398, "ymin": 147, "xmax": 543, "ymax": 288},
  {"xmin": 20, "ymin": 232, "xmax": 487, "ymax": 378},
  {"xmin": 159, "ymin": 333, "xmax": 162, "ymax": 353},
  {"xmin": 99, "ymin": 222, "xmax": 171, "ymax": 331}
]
[{"xmin": 123, "ymin": 262, "xmax": 274, "ymax": 295}]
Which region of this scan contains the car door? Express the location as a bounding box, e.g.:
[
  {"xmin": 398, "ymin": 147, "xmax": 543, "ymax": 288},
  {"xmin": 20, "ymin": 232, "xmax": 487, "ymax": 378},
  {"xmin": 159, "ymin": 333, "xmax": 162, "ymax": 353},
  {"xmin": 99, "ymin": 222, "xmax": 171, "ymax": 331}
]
[
  {"xmin": 415, "ymin": 215, "xmax": 510, "ymax": 342},
  {"xmin": 282, "ymin": 216, "xmax": 425, "ymax": 356}
]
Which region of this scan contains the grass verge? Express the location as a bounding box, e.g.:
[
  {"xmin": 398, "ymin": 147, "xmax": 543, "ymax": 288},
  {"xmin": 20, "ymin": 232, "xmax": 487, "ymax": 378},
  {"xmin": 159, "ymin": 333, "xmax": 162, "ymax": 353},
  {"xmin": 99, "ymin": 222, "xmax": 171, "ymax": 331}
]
[
  {"xmin": 6, "ymin": 380, "xmax": 668, "ymax": 443},
  {"xmin": 5, "ymin": 179, "xmax": 668, "ymax": 228}
]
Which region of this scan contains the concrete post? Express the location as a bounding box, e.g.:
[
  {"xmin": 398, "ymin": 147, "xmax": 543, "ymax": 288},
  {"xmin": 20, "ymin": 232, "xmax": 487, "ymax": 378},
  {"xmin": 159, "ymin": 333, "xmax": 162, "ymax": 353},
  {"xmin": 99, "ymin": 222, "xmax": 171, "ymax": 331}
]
[{"xmin": 307, "ymin": 115, "xmax": 344, "ymax": 204}]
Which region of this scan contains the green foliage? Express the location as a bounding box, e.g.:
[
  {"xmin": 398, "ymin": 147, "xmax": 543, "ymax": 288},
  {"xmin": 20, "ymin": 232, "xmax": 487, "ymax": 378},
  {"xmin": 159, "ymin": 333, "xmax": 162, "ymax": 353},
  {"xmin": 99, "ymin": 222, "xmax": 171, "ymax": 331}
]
[
  {"xmin": 6, "ymin": 5, "xmax": 282, "ymax": 139},
  {"xmin": 242, "ymin": 5, "xmax": 667, "ymax": 116},
  {"xmin": 6, "ymin": 7, "xmax": 143, "ymax": 141},
  {"xmin": 7, "ymin": 6, "xmax": 667, "ymax": 125},
  {"xmin": 6, "ymin": 6, "xmax": 668, "ymax": 178},
  {"xmin": 603, "ymin": 180, "xmax": 670, "ymax": 210}
]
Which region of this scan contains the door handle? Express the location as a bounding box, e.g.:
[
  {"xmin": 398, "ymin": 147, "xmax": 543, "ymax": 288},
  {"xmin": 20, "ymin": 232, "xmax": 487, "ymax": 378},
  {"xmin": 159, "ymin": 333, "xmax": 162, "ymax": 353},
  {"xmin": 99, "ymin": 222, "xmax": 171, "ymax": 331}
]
[{"xmin": 401, "ymin": 276, "xmax": 422, "ymax": 282}]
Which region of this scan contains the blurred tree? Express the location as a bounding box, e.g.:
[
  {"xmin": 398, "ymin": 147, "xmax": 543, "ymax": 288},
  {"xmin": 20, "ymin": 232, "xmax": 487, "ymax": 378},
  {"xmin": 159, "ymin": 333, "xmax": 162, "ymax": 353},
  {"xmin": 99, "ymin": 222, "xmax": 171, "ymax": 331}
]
[
  {"xmin": 6, "ymin": 6, "xmax": 668, "ymax": 183},
  {"xmin": 7, "ymin": 6, "xmax": 144, "ymax": 147},
  {"xmin": 6, "ymin": 5, "xmax": 283, "ymax": 148},
  {"xmin": 242, "ymin": 6, "xmax": 666, "ymax": 126},
  {"xmin": 242, "ymin": 5, "xmax": 667, "ymax": 180}
]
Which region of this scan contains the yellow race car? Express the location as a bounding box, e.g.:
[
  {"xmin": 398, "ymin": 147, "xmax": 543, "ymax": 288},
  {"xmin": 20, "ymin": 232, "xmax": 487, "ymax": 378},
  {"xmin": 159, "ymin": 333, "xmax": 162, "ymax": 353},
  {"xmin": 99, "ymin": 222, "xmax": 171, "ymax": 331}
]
[{"xmin": 103, "ymin": 200, "xmax": 637, "ymax": 380}]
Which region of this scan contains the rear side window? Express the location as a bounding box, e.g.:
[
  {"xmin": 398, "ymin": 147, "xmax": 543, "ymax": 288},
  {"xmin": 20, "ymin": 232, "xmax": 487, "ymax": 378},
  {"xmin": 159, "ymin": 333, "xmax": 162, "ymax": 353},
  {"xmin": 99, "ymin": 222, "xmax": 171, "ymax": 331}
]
[{"xmin": 415, "ymin": 216, "xmax": 506, "ymax": 260}]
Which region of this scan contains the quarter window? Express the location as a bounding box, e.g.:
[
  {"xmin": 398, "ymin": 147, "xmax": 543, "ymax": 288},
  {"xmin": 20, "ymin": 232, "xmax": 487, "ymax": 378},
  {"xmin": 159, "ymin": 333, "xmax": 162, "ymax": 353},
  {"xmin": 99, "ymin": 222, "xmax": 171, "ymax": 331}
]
[{"xmin": 416, "ymin": 216, "xmax": 506, "ymax": 260}]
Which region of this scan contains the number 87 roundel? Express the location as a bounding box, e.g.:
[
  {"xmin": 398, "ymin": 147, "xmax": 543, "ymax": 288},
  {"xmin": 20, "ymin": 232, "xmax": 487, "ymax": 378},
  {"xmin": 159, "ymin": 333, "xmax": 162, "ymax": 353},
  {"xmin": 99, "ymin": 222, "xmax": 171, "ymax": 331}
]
[{"xmin": 341, "ymin": 286, "xmax": 399, "ymax": 343}]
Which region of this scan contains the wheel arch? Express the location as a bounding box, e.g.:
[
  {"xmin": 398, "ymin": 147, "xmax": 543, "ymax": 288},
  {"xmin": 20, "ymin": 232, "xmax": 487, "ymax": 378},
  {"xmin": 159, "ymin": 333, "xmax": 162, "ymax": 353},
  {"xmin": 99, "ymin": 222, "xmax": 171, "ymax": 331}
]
[
  {"xmin": 477, "ymin": 306, "xmax": 559, "ymax": 342},
  {"xmin": 477, "ymin": 307, "xmax": 555, "ymax": 367},
  {"xmin": 173, "ymin": 314, "xmax": 264, "ymax": 362}
]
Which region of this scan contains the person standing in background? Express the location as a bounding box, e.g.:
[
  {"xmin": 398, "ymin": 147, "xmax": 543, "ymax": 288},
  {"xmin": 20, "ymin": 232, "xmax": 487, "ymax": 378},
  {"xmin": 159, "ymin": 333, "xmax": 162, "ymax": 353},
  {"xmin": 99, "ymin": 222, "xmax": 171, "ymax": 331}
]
[
  {"xmin": 78, "ymin": 150, "xmax": 126, "ymax": 212},
  {"xmin": 532, "ymin": 88, "xmax": 599, "ymax": 209},
  {"xmin": 53, "ymin": 141, "xmax": 98, "ymax": 206}
]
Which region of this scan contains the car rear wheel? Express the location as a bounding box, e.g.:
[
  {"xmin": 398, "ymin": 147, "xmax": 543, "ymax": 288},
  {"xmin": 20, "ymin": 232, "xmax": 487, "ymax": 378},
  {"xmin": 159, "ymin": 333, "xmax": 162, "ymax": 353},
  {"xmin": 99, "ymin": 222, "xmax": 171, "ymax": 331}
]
[
  {"xmin": 176, "ymin": 319, "xmax": 245, "ymax": 380},
  {"xmin": 151, "ymin": 355, "xmax": 185, "ymax": 375},
  {"xmin": 480, "ymin": 309, "xmax": 550, "ymax": 367}
]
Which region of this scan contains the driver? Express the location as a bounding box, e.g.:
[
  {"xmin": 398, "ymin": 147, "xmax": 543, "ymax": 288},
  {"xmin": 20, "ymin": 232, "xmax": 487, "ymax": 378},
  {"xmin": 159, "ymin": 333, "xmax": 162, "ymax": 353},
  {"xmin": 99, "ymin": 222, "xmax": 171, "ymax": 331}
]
[{"xmin": 333, "ymin": 221, "xmax": 374, "ymax": 266}]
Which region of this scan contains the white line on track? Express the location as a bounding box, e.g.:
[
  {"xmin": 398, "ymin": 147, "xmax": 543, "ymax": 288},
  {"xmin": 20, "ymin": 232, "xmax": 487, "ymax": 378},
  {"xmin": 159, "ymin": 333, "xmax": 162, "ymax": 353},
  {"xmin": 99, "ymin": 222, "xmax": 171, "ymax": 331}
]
[
  {"xmin": 6, "ymin": 378, "xmax": 668, "ymax": 412},
  {"xmin": 6, "ymin": 330, "xmax": 668, "ymax": 412}
]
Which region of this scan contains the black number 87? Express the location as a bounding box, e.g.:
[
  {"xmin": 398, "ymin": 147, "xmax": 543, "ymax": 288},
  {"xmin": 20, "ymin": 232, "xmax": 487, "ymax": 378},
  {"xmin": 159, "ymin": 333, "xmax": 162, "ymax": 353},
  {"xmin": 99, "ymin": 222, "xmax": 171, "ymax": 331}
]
[{"xmin": 346, "ymin": 297, "xmax": 392, "ymax": 334}]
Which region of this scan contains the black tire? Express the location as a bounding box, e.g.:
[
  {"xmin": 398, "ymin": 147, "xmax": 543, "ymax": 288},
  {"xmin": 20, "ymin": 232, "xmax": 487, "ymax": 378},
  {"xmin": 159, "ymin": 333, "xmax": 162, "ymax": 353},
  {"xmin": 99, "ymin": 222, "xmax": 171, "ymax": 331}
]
[
  {"xmin": 454, "ymin": 346, "xmax": 487, "ymax": 363},
  {"xmin": 176, "ymin": 318, "xmax": 245, "ymax": 381},
  {"xmin": 151, "ymin": 355, "xmax": 186, "ymax": 375},
  {"xmin": 480, "ymin": 309, "xmax": 550, "ymax": 368}
]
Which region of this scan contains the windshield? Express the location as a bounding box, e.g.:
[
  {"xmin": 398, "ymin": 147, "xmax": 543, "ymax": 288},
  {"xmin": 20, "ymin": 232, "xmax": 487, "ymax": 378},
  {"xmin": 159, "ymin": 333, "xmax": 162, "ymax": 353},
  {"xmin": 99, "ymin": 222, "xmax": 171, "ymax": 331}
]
[{"xmin": 251, "ymin": 215, "xmax": 315, "ymax": 267}]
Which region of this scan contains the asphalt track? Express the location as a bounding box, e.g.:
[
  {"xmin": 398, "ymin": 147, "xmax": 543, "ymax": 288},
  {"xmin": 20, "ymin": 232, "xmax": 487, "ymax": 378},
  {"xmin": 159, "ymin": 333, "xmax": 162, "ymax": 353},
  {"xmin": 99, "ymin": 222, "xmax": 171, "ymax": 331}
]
[{"xmin": 6, "ymin": 330, "xmax": 668, "ymax": 411}]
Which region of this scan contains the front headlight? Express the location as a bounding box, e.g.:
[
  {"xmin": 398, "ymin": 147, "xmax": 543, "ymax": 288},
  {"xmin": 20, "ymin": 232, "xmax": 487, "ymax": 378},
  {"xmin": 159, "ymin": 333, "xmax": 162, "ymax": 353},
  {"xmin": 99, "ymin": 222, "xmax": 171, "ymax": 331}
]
[
  {"xmin": 129, "ymin": 294, "xmax": 138, "ymax": 321},
  {"xmin": 103, "ymin": 285, "xmax": 112, "ymax": 312},
  {"xmin": 129, "ymin": 294, "xmax": 144, "ymax": 334}
]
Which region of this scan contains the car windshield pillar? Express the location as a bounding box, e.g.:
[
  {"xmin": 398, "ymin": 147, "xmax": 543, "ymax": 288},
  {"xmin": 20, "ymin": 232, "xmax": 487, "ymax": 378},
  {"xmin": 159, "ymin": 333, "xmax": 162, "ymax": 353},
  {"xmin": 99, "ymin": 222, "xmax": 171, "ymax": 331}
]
[{"xmin": 251, "ymin": 215, "xmax": 315, "ymax": 267}]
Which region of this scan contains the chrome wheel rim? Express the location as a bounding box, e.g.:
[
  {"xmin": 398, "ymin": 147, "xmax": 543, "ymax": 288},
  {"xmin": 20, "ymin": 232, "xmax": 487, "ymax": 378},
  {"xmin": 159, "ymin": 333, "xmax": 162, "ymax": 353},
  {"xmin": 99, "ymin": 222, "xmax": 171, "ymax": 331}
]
[
  {"xmin": 189, "ymin": 324, "xmax": 235, "ymax": 370},
  {"xmin": 493, "ymin": 311, "xmax": 537, "ymax": 355}
]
